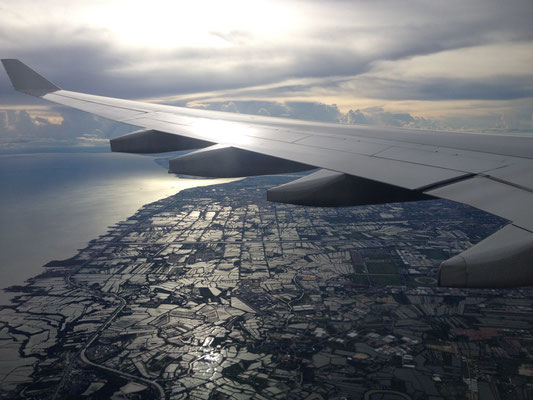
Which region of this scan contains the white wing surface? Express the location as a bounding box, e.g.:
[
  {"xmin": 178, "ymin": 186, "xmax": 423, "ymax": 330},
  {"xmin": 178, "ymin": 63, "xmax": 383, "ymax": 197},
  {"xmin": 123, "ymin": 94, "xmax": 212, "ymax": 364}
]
[{"xmin": 3, "ymin": 59, "xmax": 533, "ymax": 288}]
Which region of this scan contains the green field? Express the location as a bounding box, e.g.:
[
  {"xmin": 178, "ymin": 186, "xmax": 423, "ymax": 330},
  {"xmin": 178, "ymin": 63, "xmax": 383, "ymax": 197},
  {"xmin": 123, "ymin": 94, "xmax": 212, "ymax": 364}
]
[
  {"xmin": 369, "ymin": 274, "xmax": 404, "ymax": 286},
  {"xmin": 362, "ymin": 249, "xmax": 390, "ymax": 260},
  {"xmin": 366, "ymin": 261, "xmax": 398, "ymax": 275},
  {"xmin": 348, "ymin": 274, "xmax": 371, "ymax": 286},
  {"xmin": 420, "ymin": 249, "xmax": 449, "ymax": 260}
]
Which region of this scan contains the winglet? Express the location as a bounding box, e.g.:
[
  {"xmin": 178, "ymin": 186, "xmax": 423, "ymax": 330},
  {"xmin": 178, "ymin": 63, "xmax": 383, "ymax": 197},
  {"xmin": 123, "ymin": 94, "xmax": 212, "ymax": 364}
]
[{"xmin": 1, "ymin": 59, "xmax": 60, "ymax": 97}]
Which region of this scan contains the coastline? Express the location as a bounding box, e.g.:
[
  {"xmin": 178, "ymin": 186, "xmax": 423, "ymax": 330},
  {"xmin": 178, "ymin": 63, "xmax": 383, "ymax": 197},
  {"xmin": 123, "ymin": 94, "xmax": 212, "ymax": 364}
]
[{"xmin": 0, "ymin": 152, "xmax": 237, "ymax": 304}]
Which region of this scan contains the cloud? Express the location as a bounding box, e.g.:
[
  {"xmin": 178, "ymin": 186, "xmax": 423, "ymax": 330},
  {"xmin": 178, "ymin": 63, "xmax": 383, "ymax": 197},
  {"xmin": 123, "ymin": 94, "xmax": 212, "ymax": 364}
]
[
  {"xmin": 1, "ymin": 0, "xmax": 532, "ymax": 98},
  {"xmin": 76, "ymin": 133, "xmax": 110, "ymax": 146},
  {"xmin": 196, "ymin": 100, "xmax": 342, "ymax": 122},
  {"xmin": 195, "ymin": 100, "xmax": 533, "ymax": 133},
  {"xmin": 0, "ymin": 0, "xmax": 532, "ymax": 147},
  {"xmin": 343, "ymin": 75, "xmax": 533, "ymax": 101},
  {"xmin": 1, "ymin": 96, "xmax": 531, "ymax": 151},
  {"xmin": 0, "ymin": 107, "xmax": 133, "ymax": 150}
]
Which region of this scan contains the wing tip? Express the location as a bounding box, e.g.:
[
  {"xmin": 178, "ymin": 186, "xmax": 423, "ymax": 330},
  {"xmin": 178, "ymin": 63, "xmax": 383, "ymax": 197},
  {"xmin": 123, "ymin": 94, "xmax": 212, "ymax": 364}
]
[{"xmin": 2, "ymin": 58, "xmax": 60, "ymax": 97}]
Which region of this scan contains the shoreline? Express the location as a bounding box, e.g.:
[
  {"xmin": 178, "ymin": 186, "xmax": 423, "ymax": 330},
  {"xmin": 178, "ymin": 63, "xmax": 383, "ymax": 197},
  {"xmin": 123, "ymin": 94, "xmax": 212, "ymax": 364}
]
[{"xmin": 0, "ymin": 152, "xmax": 237, "ymax": 304}]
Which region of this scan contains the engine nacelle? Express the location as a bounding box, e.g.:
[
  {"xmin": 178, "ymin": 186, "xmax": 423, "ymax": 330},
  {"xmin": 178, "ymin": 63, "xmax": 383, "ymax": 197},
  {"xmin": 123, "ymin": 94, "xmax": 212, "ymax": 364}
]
[
  {"xmin": 439, "ymin": 224, "xmax": 533, "ymax": 288},
  {"xmin": 110, "ymin": 129, "xmax": 212, "ymax": 154},
  {"xmin": 267, "ymin": 169, "xmax": 431, "ymax": 207},
  {"xmin": 169, "ymin": 145, "xmax": 312, "ymax": 177}
]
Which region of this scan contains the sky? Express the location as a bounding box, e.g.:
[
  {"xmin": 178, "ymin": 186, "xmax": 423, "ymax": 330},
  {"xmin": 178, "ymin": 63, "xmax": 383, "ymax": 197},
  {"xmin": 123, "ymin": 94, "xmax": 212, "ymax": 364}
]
[{"xmin": 0, "ymin": 0, "xmax": 532, "ymax": 150}]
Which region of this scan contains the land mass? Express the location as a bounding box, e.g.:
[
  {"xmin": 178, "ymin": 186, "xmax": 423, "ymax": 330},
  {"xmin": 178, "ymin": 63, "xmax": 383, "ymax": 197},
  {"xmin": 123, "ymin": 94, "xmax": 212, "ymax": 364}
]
[{"xmin": 1, "ymin": 176, "xmax": 532, "ymax": 399}]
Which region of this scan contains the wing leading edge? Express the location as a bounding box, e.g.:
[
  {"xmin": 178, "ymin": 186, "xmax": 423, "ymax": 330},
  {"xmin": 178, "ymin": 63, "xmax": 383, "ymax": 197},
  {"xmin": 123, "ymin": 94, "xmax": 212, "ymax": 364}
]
[{"xmin": 3, "ymin": 59, "xmax": 533, "ymax": 288}]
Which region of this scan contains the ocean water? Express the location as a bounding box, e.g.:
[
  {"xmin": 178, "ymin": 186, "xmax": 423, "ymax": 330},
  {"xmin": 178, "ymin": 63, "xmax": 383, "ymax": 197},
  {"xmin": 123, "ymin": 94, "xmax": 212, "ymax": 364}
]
[{"xmin": 0, "ymin": 152, "xmax": 235, "ymax": 304}]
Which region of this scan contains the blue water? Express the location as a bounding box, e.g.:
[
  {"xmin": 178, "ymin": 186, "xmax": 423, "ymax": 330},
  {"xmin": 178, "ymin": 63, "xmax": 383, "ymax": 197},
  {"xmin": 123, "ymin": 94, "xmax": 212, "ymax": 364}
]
[{"xmin": 0, "ymin": 152, "xmax": 234, "ymax": 304}]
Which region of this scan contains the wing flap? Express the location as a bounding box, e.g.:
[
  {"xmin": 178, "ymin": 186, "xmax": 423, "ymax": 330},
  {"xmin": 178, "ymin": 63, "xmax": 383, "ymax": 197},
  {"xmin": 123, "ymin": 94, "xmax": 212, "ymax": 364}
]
[
  {"xmin": 484, "ymin": 162, "xmax": 533, "ymax": 191},
  {"xmin": 374, "ymin": 146, "xmax": 509, "ymax": 174},
  {"xmin": 426, "ymin": 175, "xmax": 533, "ymax": 231}
]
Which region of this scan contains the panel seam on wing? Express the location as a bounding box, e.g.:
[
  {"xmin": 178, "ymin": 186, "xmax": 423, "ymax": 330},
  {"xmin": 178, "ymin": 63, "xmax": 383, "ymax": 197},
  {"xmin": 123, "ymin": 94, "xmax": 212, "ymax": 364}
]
[
  {"xmin": 419, "ymin": 174, "xmax": 477, "ymax": 192},
  {"xmin": 51, "ymin": 92, "xmax": 149, "ymax": 113},
  {"xmin": 481, "ymin": 175, "xmax": 533, "ymax": 194}
]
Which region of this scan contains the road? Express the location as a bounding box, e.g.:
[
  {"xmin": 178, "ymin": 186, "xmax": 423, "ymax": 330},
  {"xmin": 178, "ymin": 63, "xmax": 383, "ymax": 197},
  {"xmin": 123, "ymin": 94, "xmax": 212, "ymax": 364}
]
[{"xmin": 51, "ymin": 202, "xmax": 180, "ymax": 400}]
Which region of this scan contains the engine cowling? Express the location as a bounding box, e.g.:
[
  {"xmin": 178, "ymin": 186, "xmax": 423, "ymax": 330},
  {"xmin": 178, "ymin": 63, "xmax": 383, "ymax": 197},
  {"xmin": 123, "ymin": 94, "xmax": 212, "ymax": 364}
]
[{"xmin": 110, "ymin": 129, "xmax": 212, "ymax": 153}]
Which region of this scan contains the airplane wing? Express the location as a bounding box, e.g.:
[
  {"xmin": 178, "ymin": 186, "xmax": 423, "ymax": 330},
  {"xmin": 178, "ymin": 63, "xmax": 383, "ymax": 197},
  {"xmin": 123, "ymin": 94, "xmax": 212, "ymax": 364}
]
[{"xmin": 3, "ymin": 59, "xmax": 533, "ymax": 289}]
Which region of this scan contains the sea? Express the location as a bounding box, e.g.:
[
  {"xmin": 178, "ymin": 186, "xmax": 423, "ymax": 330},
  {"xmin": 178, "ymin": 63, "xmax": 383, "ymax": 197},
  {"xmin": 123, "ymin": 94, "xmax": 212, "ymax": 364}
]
[{"xmin": 0, "ymin": 151, "xmax": 235, "ymax": 304}]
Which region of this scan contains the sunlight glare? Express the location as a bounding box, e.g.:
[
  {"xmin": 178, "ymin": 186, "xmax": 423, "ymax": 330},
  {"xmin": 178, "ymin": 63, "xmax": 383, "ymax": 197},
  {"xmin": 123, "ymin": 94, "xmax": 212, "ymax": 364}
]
[
  {"xmin": 84, "ymin": 0, "xmax": 296, "ymax": 50},
  {"xmin": 189, "ymin": 118, "xmax": 252, "ymax": 145}
]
